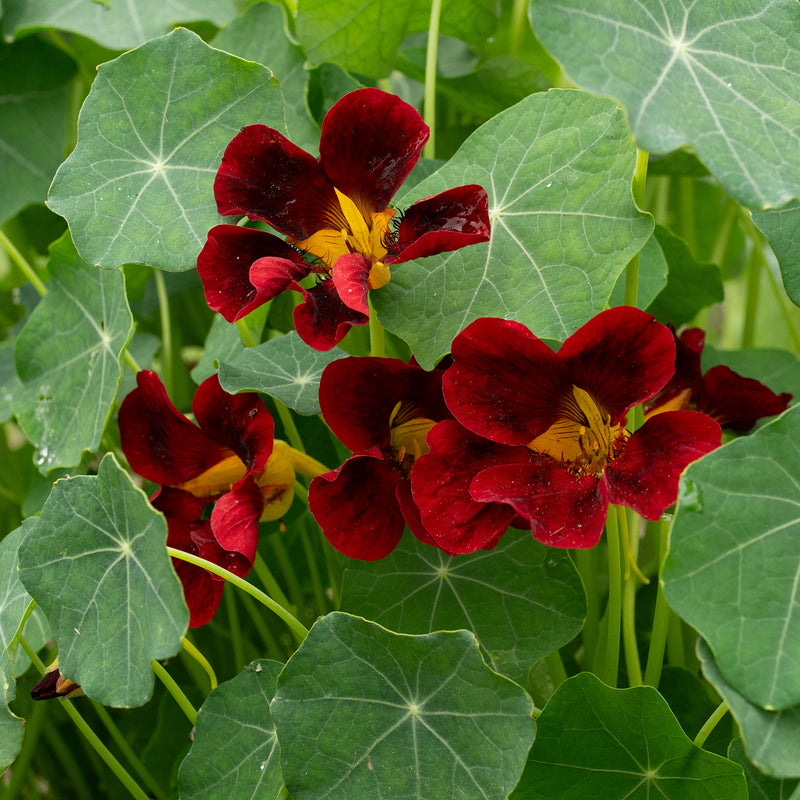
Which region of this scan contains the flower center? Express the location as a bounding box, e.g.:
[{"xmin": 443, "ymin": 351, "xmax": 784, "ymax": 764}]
[
  {"xmin": 289, "ymin": 188, "xmax": 396, "ymax": 289},
  {"xmin": 384, "ymin": 400, "xmax": 436, "ymax": 477},
  {"xmin": 527, "ymin": 386, "xmax": 627, "ymax": 474}
]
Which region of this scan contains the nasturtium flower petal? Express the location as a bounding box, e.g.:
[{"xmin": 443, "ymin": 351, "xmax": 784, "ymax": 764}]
[
  {"xmin": 318, "ymin": 87, "xmax": 429, "ymax": 213},
  {"xmin": 209, "ymin": 477, "xmax": 264, "ymax": 567},
  {"xmin": 198, "ymin": 225, "xmax": 311, "ymax": 322},
  {"xmin": 291, "ymin": 276, "xmax": 370, "ymax": 350},
  {"xmin": 309, "ymin": 456, "xmax": 406, "ymax": 560},
  {"xmin": 605, "ymin": 411, "xmax": 721, "ymax": 518}
]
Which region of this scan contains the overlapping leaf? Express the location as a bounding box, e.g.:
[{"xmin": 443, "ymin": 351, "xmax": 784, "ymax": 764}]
[
  {"xmin": 509, "ymin": 672, "xmax": 746, "ymax": 799},
  {"xmin": 753, "ymin": 200, "xmax": 800, "ymax": 308},
  {"xmin": 700, "ymin": 640, "xmax": 800, "ymax": 779},
  {"xmin": 219, "ymin": 332, "xmax": 348, "ymax": 416},
  {"xmin": 296, "ymin": 0, "xmax": 498, "ymax": 78},
  {"xmin": 2, "ymin": 0, "xmax": 236, "ymax": 51},
  {"xmin": 179, "ymin": 660, "xmax": 284, "ymax": 800},
  {"xmin": 341, "ymin": 531, "xmax": 585, "ymax": 685},
  {"xmin": 271, "ymin": 612, "xmax": 535, "ymax": 799},
  {"xmin": 377, "ymin": 89, "xmax": 653, "ymax": 368},
  {"xmin": 0, "ymin": 663, "xmax": 24, "ymax": 775},
  {"xmin": 663, "ymin": 404, "xmax": 800, "ymax": 711},
  {"xmin": 0, "ymin": 37, "xmax": 76, "ymax": 226},
  {"xmin": 17, "ymin": 454, "xmax": 188, "ymax": 707},
  {"xmin": 48, "ymin": 28, "xmax": 284, "ymax": 271},
  {"xmin": 529, "ymin": 0, "xmax": 800, "ymax": 209},
  {"xmin": 728, "ymin": 738, "xmax": 800, "ymax": 798},
  {"xmin": 11, "ymin": 233, "xmax": 133, "ymax": 473}
]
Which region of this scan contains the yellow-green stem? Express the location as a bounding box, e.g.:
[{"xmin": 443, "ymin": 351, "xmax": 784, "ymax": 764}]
[
  {"xmin": 151, "ymin": 659, "xmax": 197, "ymax": 726},
  {"xmin": 153, "ymin": 268, "xmax": 173, "ymax": 397},
  {"xmin": 644, "ymin": 518, "xmax": 672, "ymax": 687},
  {"xmin": 619, "ymin": 507, "xmax": 643, "ymax": 687},
  {"xmin": 236, "ymin": 317, "xmax": 259, "ymax": 348},
  {"xmin": 167, "ymin": 546, "xmax": 308, "ymax": 643},
  {"xmin": 275, "ymin": 399, "xmax": 305, "ymax": 453},
  {"xmin": 623, "ymin": 148, "xmax": 649, "ymax": 309},
  {"xmin": 0, "ymin": 228, "xmax": 47, "ymax": 295},
  {"xmin": 181, "ymin": 636, "xmax": 218, "ymax": 691},
  {"xmin": 693, "ymin": 700, "xmax": 729, "ymax": 748},
  {"xmin": 422, "ymin": 0, "xmax": 443, "ymax": 159},
  {"xmin": 600, "ymin": 507, "xmax": 623, "ymax": 687},
  {"xmin": 368, "ymin": 294, "xmax": 385, "ymax": 358},
  {"xmin": 575, "ymin": 547, "xmax": 599, "ymax": 668},
  {"xmin": 510, "ymin": 0, "xmax": 529, "ymax": 55},
  {"xmin": 253, "ymin": 552, "xmax": 293, "ymax": 612}
]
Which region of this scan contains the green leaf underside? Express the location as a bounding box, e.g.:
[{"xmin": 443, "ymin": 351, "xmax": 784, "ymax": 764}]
[
  {"xmin": 2, "ymin": 0, "xmax": 236, "ymax": 51},
  {"xmin": 341, "ymin": 530, "xmax": 585, "ymax": 686},
  {"xmin": 529, "ymin": 0, "xmax": 800, "ymax": 209},
  {"xmin": 212, "ymin": 2, "xmax": 320, "ymax": 153},
  {"xmin": 0, "ymin": 662, "xmax": 24, "ymax": 775},
  {"xmin": 271, "ymin": 612, "xmax": 536, "ymax": 800},
  {"xmin": 728, "ymin": 737, "xmax": 800, "ymax": 798},
  {"xmin": 377, "ymin": 89, "xmax": 653, "ymax": 368},
  {"xmin": 296, "ymin": 0, "xmax": 498, "ymax": 79},
  {"xmin": 47, "ymin": 28, "xmax": 284, "ymax": 271},
  {"xmin": 663, "ymin": 404, "xmax": 800, "ymax": 711},
  {"xmin": 11, "ymin": 232, "xmax": 133, "ymax": 474},
  {"xmin": 179, "ymin": 660, "xmax": 284, "ymax": 800},
  {"xmin": 510, "ymin": 672, "xmax": 746, "ymax": 799},
  {"xmin": 218, "ymin": 332, "xmax": 349, "ymax": 416},
  {"xmin": 753, "ymin": 200, "xmax": 800, "ymax": 308},
  {"xmin": 699, "ymin": 640, "xmax": 800, "ymax": 780},
  {"xmin": 0, "ymin": 37, "xmax": 75, "ymax": 226},
  {"xmin": 17, "ymin": 455, "xmax": 188, "ymax": 707},
  {"xmin": 190, "ymin": 314, "xmax": 245, "ymax": 386},
  {"xmin": 645, "ymin": 224, "xmax": 723, "ymax": 327}
]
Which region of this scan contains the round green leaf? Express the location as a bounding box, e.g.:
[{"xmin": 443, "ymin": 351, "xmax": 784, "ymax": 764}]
[
  {"xmin": 510, "ymin": 672, "xmax": 746, "ymax": 799},
  {"xmin": 179, "ymin": 660, "xmax": 284, "ymax": 800},
  {"xmin": 0, "ymin": 37, "xmax": 76, "ymax": 226},
  {"xmin": 377, "ymin": 89, "xmax": 653, "ymax": 368},
  {"xmin": 728, "ymin": 737, "xmax": 800, "ymax": 798},
  {"xmin": 11, "ymin": 232, "xmax": 133, "ymax": 474},
  {"xmin": 218, "ymin": 332, "xmax": 348, "ymax": 416},
  {"xmin": 753, "ymin": 200, "xmax": 800, "ymax": 308},
  {"xmin": 699, "ymin": 639, "xmax": 800, "ymax": 779},
  {"xmin": 0, "ymin": 662, "xmax": 24, "ymax": 775},
  {"xmin": 17, "ymin": 454, "xmax": 189, "ymax": 707},
  {"xmin": 529, "ymin": 0, "xmax": 800, "ymax": 209},
  {"xmin": 271, "ymin": 612, "xmax": 535, "ymax": 799},
  {"xmin": 2, "ymin": 0, "xmax": 236, "ymax": 51},
  {"xmin": 0, "ymin": 522, "xmax": 36, "ymax": 682},
  {"xmin": 48, "ymin": 28, "xmax": 284, "ymax": 271},
  {"xmin": 341, "ymin": 531, "xmax": 585, "ymax": 686},
  {"xmin": 663, "ymin": 404, "xmax": 800, "ymax": 711}
]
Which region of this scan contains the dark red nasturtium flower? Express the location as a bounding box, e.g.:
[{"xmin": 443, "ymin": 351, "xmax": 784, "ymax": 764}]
[
  {"xmin": 419, "ymin": 308, "xmax": 722, "ymax": 551},
  {"xmin": 308, "ymin": 356, "xmax": 453, "ymax": 560},
  {"xmin": 643, "ymin": 326, "xmax": 792, "ymax": 431},
  {"xmin": 198, "ymin": 87, "xmax": 491, "ymax": 350},
  {"xmin": 118, "ymin": 371, "xmax": 310, "ymax": 625}
]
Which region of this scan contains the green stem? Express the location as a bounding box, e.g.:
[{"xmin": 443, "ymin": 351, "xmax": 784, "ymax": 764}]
[
  {"xmin": 274, "ymin": 399, "xmax": 305, "ymax": 453},
  {"xmin": 235, "ymin": 317, "xmax": 259, "ymax": 348},
  {"xmin": 575, "ymin": 547, "xmax": 599, "ymax": 669},
  {"xmin": 153, "ymin": 268, "xmax": 173, "ymax": 397},
  {"xmin": 623, "ymin": 149, "xmax": 649, "ymax": 309},
  {"xmin": 761, "ymin": 250, "xmax": 800, "ymax": 353},
  {"xmin": 644, "ymin": 518, "xmax": 672, "ymax": 687},
  {"xmin": 124, "ymin": 349, "xmax": 142, "ymax": 374},
  {"xmin": 600, "ymin": 506, "xmax": 623, "ymax": 687},
  {"xmin": 268, "ymin": 533, "xmax": 306, "ymax": 616},
  {"xmin": 693, "ymin": 700, "xmax": 729, "ymax": 748},
  {"xmin": 544, "ymin": 649, "xmax": 568, "ymax": 688},
  {"xmin": 741, "ymin": 243, "xmax": 762, "ymax": 348},
  {"xmin": 620, "ymin": 507, "xmax": 643, "ymax": 687},
  {"xmin": 167, "ymin": 546, "xmax": 308, "ymax": 643},
  {"xmin": 510, "ymin": 0, "xmax": 529, "ymax": 56},
  {"xmin": 0, "ymin": 229, "xmax": 47, "ymax": 296},
  {"xmin": 666, "ymin": 611, "xmax": 686, "ymax": 669},
  {"xmin": 181, "ymin": 636, "xmax": 218, "ymax": 691},
  {"xmin": 17, "ymin": 635, "xmax": 150, "ymax": 800},
  {"xmin": 239, "ymin": 590, "xmax": 283, "ymax": 657},
  {"xmin": 151, "ymin": 659, "xmax": 197, "ymax": 726},
  {"xmin": 368, "ymin": 294, "xmax": 385, "ymax": 358},
  {"xmin": 253, "ymin": 552, "xmax": 293, "ymax": 611},
  {"xmin": 422, "ymin": 0, "xmax": 443, "ymax": 160},
  {"xmin": 679, "ymin": 177, "xmax": 697, "ymax": 255},
  {"xmin": 90, "ymin": 700, "xmax": 166, "ymax": 799},
  {"xmin": 41, "ymin": 717, "xmax": 96, "ymax": 800},
  {"xmin": 300, "ymin": 517, "xmax": 328, "ymax": 615},
  {"xmin": 225, "ymin": 588, "xmax": 246, "ymax": 671}
]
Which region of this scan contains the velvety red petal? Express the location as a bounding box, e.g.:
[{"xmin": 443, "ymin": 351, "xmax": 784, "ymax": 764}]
[
  {"xmin": 444, "ymin": 317, "xmax": 570, "ymax": 445},
  {"xmin": 191, "ymin": 374, "xmax": 274, "ymax": 475},
  {"xmin": 198, "ymin": 225, "xmax": 310, "ymax": 322},
  {"xmin": 119, "ymin": 370, "xmax": 232, "ymax": 486},
  {"xmin": 394, "ymin": 480, "xmax": 450, "ymax": 552},
  {"xmin": 410, "ymin": 420, "xmax": 531, "ymax": 554},
  {"xmin": 308, "ymin": 456, "xmax": 405, "ymax": 560},
  {"xmin": 209, "ymin": 477, "xmax": 264, "ymax": 568},
  {"xmin": 643, "ymin": 326, "xmax": 705, "ymax": 416},
  {"xmin": 291, "ymin": 277, "xmax": 370, "ymax": 350},
  {"xmin": 214, "ymin": 125, "xmax": 339, "ymax": 239},
  {"xmin": 331, "ymin": 253, "xmax": 371, "ymax": 314},
  {"xmin": 318, "ymin": 88, "xmax": 428, "ymax": 215},
  {"xmin": 387, "ymin": 185, "xmax": 490, "ymax": 264},
  {"xmin": 470, "ymin": 460, "xmax": 610, "ymax": 549},
  {"xmin": 318, "ymin": 356, "xmax": 450, "ymax": 453},
  {"xmin": 606, "ymin": 410, "xmax": 721, "ymax": 518},
  {"xmin": 559, "ymin": 307, "xmax": 676, "ymax": 423},
  {"xmin": 696, "ymin": 365, "xmax": 792, "ymax": 431}
]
